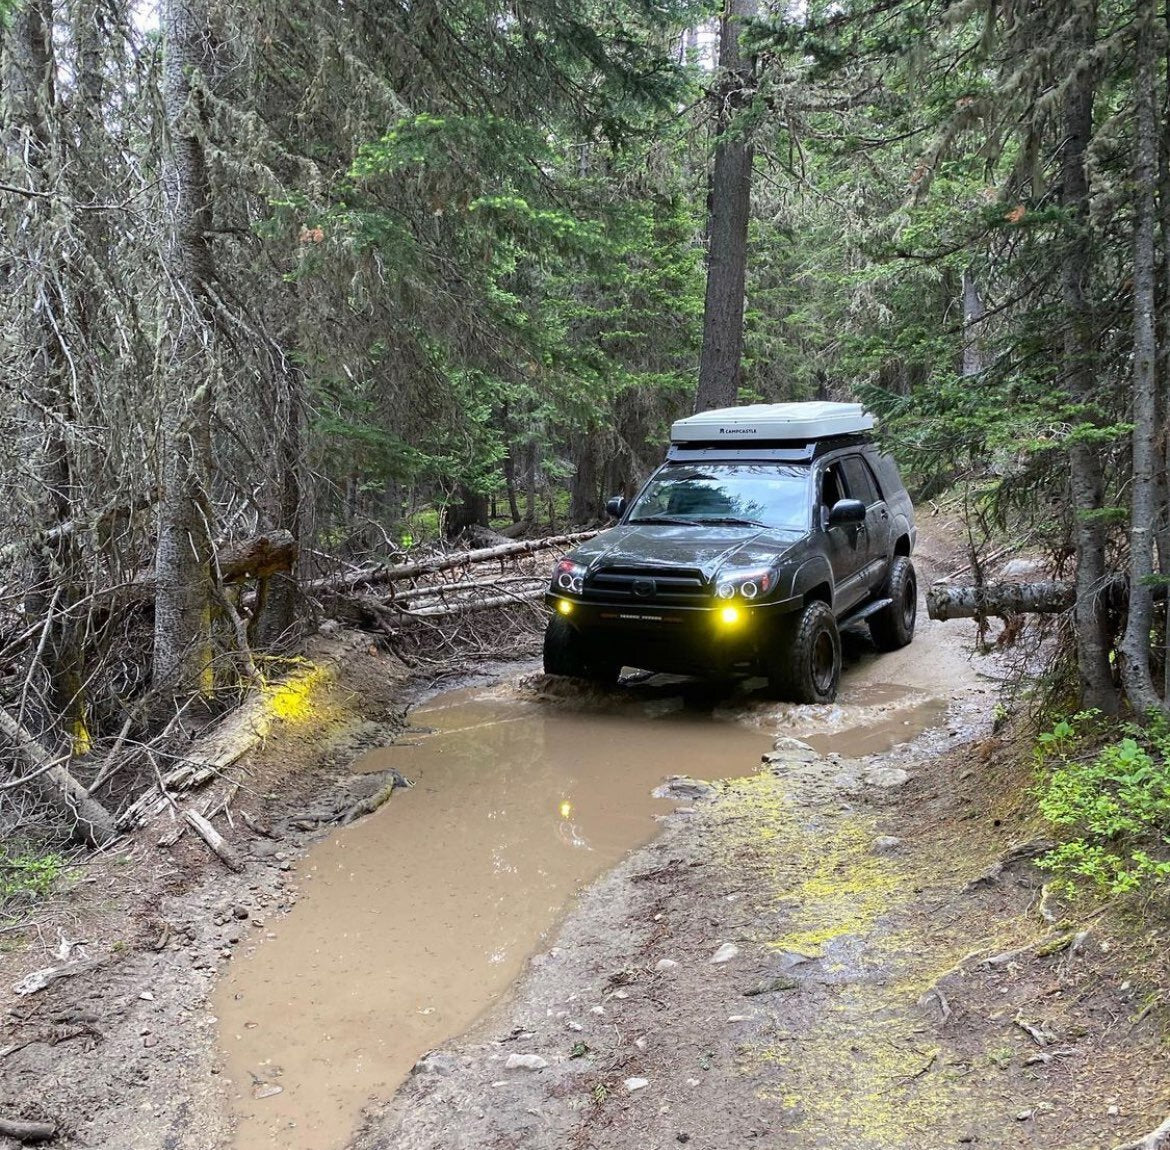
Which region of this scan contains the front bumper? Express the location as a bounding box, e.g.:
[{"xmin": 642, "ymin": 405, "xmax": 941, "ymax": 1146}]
[{"xmin": 544, "ymin": 591, "xmax": 801, "ymax": 676}]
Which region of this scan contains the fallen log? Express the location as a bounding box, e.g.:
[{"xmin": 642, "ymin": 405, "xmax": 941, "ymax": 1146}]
[
  {"xmin": 183, "ymin": 809, "xmax": 244, "ymax": 872},
  {"xmin": 927, "ymin": 575, "xmax": 1158, "ymax": 622},
  {"xmin": 13, "ymin": 958, "xmax": 103, "ymax": 996},
  {"xmin": 118, "ymin": 663, "xmax": 337, "ymax": 829},
  {"xmin": 400, "ymin": 586, "xmax": 546, "ymax": 618},
  {"xmin": 927, "ymin": 580, "xmax": 1077, "ymax": 620},
  {"xmin": 217, "ymin": 530, "xmax": 297, "ymax": 583},
  {"xmin": 388, "ymin": 573, "xmax": 546, "ymax": 605},
  {"xmin": 0, "ymin": 1116, "xmax": 57, "ymax": 1143},
  {"xmin": 307, "ymin": 531, "xmax": 598, "ymax": 592},
  {"xmin": 0, "ymin": 708, "xmax": 117, "ymax": 847}
]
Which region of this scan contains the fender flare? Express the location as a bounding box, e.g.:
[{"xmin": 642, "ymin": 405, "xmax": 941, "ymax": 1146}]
[{"xmin": 787, "ymin": 555, "xmax": 834, "ymax": 605}]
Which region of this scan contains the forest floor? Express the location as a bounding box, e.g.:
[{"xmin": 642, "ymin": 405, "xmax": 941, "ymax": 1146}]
[{"xmin": 1, "ymin": 518, "xmax": 1168, "ymax": 1150}]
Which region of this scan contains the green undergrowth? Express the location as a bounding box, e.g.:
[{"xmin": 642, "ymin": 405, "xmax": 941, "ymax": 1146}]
[
  {"xmin": 0, "ymin": 843, "xmax": 70, "ymax": 912},
  {"xmin": 1035, "ymin": 710, "xmax": 1170, "ymax": 895}
]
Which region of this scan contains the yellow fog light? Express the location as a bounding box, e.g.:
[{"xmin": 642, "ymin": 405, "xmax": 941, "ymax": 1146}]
[
  {"xmin": 719, "ymin": 605, "xmax": 741, "ymax": 625},
  {"xmin": 557, "ymin": 599, "xmax": 573, "ymax": 615}
]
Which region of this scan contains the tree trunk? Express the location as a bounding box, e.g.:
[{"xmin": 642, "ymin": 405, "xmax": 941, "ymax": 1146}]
[
  {"xmin": 1059, "ymin": 0, "xmax": 1119, "ymax": 714},
  {"xmin": 5, "ymin": 0, "xmax": 94, "ymax": 750},
  {"xmin": 502, "ymin": 449, "xmax": 523, "ymax": 523},
  {"xmin": 568, "ymin": 432, "xmax": 600, "ymax": 523},
  {"xmin": 694, "ymin": 0, "xmax": 757, "ymax": 414},
  {"xmin": 1118, "ymin": 0, "xmax": 1163, "ymax": 713},
  {"xmin": 960, "ymin": 268, "xmax": 985, "ymax": 377},
  {"xmin": 524, "ymin": 441, "xmax": 538, "ymax": 522},
  {"xmin": 928, "ymin": 581, "xmax": 1084, "ymax": 621},
  {"xmin": 254, "ymin": 378, "xmax": 302, "ymax": 650},
  {"xmin": 1160, "ymin": 0, "xmax": 1170, "ymax": 703},
  {"xmin": 444, "ymin": 485, "xmax": 490, "ymax": 539},
  {"xmin": 153, "ymin": 0, "xmax": 216, "ymax": 700}
]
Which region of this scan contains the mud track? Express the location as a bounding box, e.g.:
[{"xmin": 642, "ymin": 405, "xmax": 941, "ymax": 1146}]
[
  {"xmin": 1, "ymin": 518, "xmax": 1167, "ymax": 1150},
  {"xmin": 346, "ymin": 523, "xmax": 1169, "ymax": 1150}
]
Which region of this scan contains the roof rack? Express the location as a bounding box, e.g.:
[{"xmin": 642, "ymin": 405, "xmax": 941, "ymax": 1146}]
[{"xmin": 670, "ymin": 402, "xmax": 875, "ymax": 445}]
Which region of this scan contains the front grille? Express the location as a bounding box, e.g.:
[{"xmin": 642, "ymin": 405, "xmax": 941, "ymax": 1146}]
[{"xmin": 583, "ymin": 564, "xmax": 709, "ymax": 606}]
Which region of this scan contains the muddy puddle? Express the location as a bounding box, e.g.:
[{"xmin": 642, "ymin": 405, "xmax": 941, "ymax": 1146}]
[
  {"xmin": 215, "ymin": 673, "xmax": 948, "ymax": 1150},
  {"xmin": 802, "ymin": 684, "xmax": 950, "ymax": 758}
]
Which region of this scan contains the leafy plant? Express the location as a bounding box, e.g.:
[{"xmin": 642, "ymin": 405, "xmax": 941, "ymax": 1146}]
[
  {"xmin": 0, "ymin": 848, "xmax": 69, "ymax": 908},
  {"xmin": 1035, "ymin": 712, "xmax": 1170, "ymax": 894}
]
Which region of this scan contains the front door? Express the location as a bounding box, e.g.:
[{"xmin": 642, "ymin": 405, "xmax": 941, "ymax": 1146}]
[
  {"xmin": 840, "ymin": 454, "xmax": 891, "ymax": 594},
  {"xmin": 818, "ymin": 460, "xmax": 869, "ymax": 611}
]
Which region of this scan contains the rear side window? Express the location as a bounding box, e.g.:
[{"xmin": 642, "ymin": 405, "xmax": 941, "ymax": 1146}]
[
  {"xmin": 841, "ymin": 456, "xmax": 880, "ymax": 506},
  {"xmin": 867, "ymin": 453, "xmax": 905, "ymax": 501}
]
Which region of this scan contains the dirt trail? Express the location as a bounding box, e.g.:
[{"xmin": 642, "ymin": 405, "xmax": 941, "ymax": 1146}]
[
  {"xmin": 2, "ymin": 519, "xmax": 1166, "ymax": 1150},
  {"xmin": 344, "ymin": 522, "xmax": 1169, "ymax": 1150},
  {"xmin": 213, "ymin": 522, "xmax": 993, "ymax": 1150}
]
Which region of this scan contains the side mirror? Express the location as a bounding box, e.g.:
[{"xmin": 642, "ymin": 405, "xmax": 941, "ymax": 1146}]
[
  {"xmin": 605, "ymin": 495, "xmax": 627, "ymax": 520},
  {"xmin": 828, "ymin": 498, "xmax": 866, "ymax": 527}
]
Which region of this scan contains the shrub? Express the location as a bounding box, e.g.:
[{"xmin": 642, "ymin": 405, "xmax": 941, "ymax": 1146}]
[
  {"xmin": 0, "ymin": 848, "xmax": 69, "ymax": 908},
  {"xmin": 1035, "ymin": 711, "xmax": 1170, "ymax": 894}
]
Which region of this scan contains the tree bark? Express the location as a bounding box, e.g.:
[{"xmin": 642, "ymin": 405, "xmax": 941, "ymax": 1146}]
[
  {"xmin": 153, "ymin": 0, "xmax": 217, "ymax": 700},
  {"xmin": 1059, "ymin": 0, "xmax": 1119, "ymax": 714},
  {"xmin": 928, "ymin": 581, "xmax": 1083, "ymax": 621},
  {"xmin": 694, "ymin": 0, "xmax": 757, "ymax": 414},
  {"xmin": 502, "ymin": 449, "xmax": 523, "ymax": 523},
  {"xmin": 1160, "ymin": 0, "xmax": 1170, "ymax": 703},
  {"xmin": 253, "ymin": 386, "xmax": 302, "ymax": 650},
  {"xmin": 1118, "ymin": 0, "xmax": 1163, "ymax": 713}
]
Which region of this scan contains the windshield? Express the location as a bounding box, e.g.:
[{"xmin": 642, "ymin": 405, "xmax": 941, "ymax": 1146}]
[{"xmin": 627, "ymin": 464, "xmax": 810, "ymax": 531}]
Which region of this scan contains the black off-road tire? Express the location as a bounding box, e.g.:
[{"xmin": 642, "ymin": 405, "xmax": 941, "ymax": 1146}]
[
  {"xmin": 543, "ymin": 615, "xmax": 621, "ymax": 685},
  {"xmin": 766, "ymin": 600, "xmax": 842, "ymax": 704},
  {"xmin": 543, "ymin": 614, "xmax": 587, "ymax": 677},
  {"xmin": 869, "ymin": 556, "xmax": 917, "ymax": 652}
]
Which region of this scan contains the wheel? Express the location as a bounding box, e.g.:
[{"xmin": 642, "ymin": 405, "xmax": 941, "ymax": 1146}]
[
  {"xmin": 543, "ymin": 615, "xmax": 621, "ymax": 685},
  {"xmin": 869, "ymin": 556, "xmax": 917, "ymax": 651},
  {"xmin": 766, "ymin": 600, "xmax": 841, "ymax": 704},
  {"xmin": 543, "ymin": 614, "xmax": 587, "ymax": 677}
]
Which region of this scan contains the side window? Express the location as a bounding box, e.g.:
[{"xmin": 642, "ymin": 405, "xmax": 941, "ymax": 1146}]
[
  {"xmin": 821, "ymin": 463, "xmax": 845, "ymax": 510},
  {"xmin": 841, "ymin": 456, "xmax": 879, "ymax": 506}
]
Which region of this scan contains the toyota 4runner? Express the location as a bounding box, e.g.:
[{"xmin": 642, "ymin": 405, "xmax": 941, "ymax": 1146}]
[{"xmin": 542, "ymin": 402, "xmax": 917, "ymax": 703}]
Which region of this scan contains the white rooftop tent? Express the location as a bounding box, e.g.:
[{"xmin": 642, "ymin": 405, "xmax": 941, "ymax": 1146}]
[{"xmin": 670, "ymin": 402, "xmax": 875, "ymax": 444}]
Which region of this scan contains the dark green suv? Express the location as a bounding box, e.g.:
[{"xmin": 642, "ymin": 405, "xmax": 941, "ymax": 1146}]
[{"xmin": 543, "ymin": 403, "xmax": 916, "ymax": 703}]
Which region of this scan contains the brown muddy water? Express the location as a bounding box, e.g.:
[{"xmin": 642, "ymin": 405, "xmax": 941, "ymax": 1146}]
[{"xmin": 215, "ymin": 673, "xmax": 947, "ymax": 1150}]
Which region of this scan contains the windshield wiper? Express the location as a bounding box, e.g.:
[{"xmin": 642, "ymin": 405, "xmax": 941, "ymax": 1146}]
[
  {"xmin": 693, "ymin": 516, "xmax": 769, "ymax": 528},
  {"xmin": 628, "ymin": 514, "xmax": 702, "ymax": 526}
]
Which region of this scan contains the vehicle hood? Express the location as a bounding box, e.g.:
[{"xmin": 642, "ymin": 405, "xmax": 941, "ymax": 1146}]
[{"xmin": 567, "ymin": 524, "xmax": 806, "ymax": 582}]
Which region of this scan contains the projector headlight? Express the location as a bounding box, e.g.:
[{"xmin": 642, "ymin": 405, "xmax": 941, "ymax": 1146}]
[
  {"xmin": 552, "ymin": 558, "xmax": 587, "ymax": 595},
  {"xmin": 713, "ymin": 567, "xmax": 775, "ymax": 602}
]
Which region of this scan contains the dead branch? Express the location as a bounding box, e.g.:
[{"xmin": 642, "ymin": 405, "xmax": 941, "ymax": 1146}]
[
  {"xmin": 0, "ymin": 1116, "xmax": 57, "ymax": 1143},
  {"xmin": 308, "ymin": 531, "xmax": 598, "ymax": 592},
  {"xmin": 183, "ymin": 809, "xmax": 244, "ymax": 872},
  {"xmin": 1112, "ymin": 1115, "xmax": 1170, "ymax": 1150},
  {"xmin": 13, "ymin": 958, "xmax": 102, "ymax": 996},
  {"xmin": 0, "ymin": 707, "xmax": 117, "ymax": 846}
]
